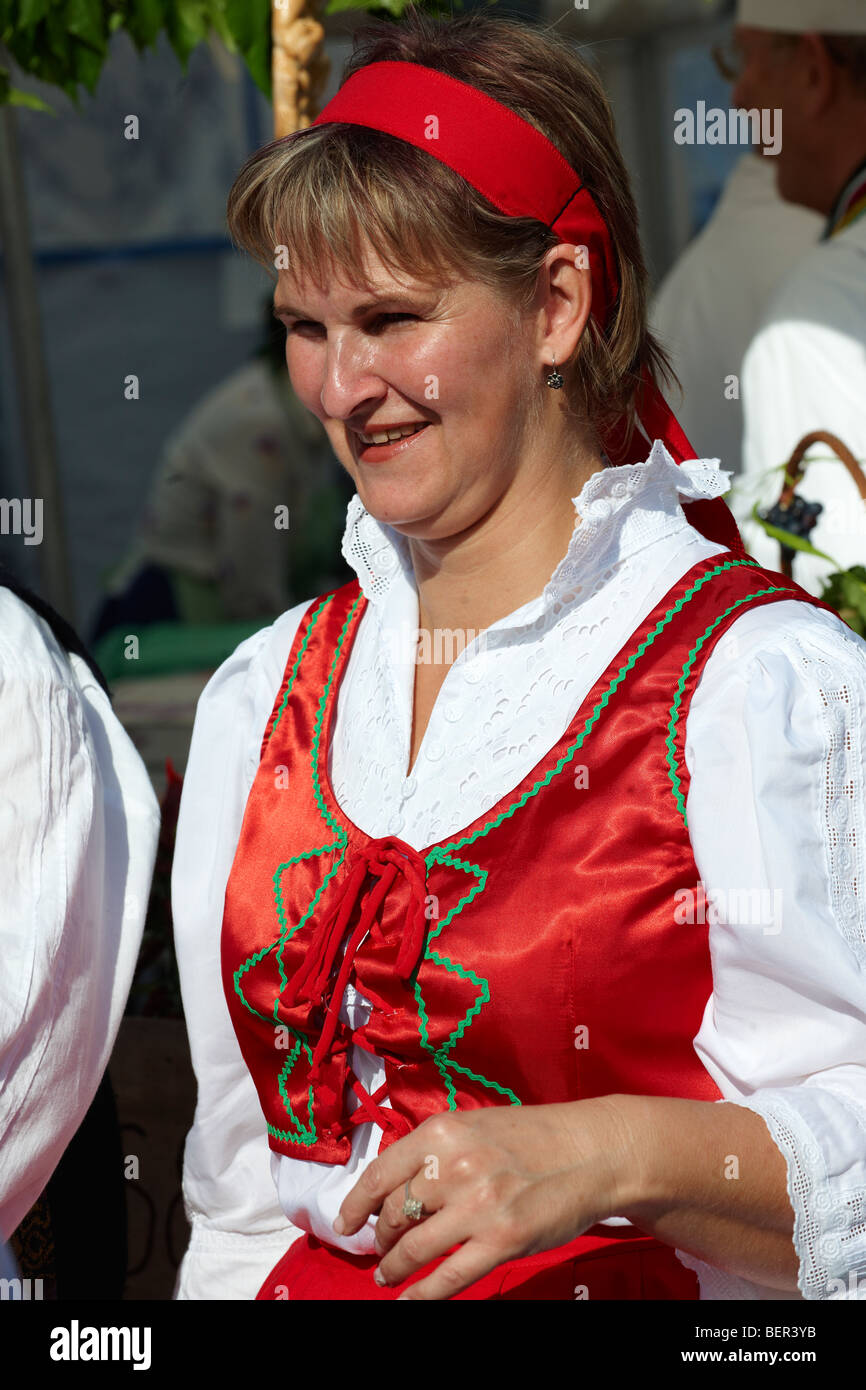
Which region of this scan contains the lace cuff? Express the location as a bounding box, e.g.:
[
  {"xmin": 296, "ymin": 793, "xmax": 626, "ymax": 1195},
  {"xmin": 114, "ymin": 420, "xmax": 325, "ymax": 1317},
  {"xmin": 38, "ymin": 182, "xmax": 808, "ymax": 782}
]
[{"xmin": 736, "ymin": 1088, "xmax": 866, "ymax": 1300}]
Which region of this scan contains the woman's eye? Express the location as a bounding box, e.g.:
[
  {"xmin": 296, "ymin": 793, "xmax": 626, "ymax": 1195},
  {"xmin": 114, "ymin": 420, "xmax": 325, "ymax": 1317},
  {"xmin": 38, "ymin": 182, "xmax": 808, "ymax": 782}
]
[{"xmin": 286, "ymin": 313, "xmax": 416, "ymax": 335}]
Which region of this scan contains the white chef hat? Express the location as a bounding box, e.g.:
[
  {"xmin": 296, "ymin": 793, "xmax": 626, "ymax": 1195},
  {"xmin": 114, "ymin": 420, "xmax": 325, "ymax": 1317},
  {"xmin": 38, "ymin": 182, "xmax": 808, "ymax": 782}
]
[{"xmin": 736, "ymin": 0, "xmax": 866, "ymax": 32}]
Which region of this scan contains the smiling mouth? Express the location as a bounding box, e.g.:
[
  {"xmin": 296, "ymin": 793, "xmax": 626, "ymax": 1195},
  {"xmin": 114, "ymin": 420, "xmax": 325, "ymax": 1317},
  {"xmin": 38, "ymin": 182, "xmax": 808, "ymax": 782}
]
[{"xmin": 355, "ymin": 422, "xmax": 430, "ymax": 445}]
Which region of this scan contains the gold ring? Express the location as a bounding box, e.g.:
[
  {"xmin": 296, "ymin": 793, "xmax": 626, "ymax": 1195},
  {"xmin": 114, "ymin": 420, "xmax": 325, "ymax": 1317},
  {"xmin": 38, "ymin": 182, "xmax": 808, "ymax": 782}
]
[{"xmin": 402, "ymin": 1177, "xmax": 427, "ymax": 1222}]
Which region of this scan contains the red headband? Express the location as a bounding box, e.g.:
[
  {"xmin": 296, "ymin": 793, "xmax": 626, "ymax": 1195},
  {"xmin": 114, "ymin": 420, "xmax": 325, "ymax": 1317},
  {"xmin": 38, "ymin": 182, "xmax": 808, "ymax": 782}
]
[{"xmin": 311, "ymin": 60, "xmax": 744, "ymax": 553}]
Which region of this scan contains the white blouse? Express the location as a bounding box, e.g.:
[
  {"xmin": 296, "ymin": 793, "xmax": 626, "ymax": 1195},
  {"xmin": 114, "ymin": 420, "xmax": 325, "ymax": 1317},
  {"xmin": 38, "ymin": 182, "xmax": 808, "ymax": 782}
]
[
  {"xmin": 172, "ymin": 441, "xmax": 866, "ymax": 1301},
  {"xmin": 0, "ymin": 589, "xmax": 160, "ymax": 1240}
]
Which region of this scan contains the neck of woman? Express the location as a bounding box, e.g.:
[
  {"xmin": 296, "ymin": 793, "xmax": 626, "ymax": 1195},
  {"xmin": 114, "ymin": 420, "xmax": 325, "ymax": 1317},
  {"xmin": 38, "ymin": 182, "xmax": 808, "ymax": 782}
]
[{"xmin": 410, "ymin": 433, "xmax": 605, "ymax": 641}]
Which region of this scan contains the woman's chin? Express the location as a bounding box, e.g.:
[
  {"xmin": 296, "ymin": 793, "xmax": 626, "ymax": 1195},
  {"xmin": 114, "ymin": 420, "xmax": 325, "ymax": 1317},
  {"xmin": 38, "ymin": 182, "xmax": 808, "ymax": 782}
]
[{"xmin": 355, "ymin": 481, "xmax": 450, "ymax": 533}]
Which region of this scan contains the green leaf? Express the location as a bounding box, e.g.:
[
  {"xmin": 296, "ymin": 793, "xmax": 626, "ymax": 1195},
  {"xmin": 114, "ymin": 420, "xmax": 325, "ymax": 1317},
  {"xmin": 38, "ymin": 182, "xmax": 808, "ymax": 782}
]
[
  {"xmin": 838, "ymin": 569, "xmax": 866, "ymax": 610},
  {"xmin": 44, "ymin": 7, "xmax": 74, "ymax": 64},
  {"xmin": 323, "ymin": 0, "xmax": 406, "ymax": 12},
  {"xmin": 164, "ymin": 0, "xmax": 210, "ymax": 68},
  {"xmin": 820, "ymin": 567, "xmax": 866, "ymax": 635},
  {"xmin": 72, "ymin": 36, "xmax": 104, "ymax": 92},
  {"xmin": 4, "ymin": 24, "xmax": 38, "ymax": 69},
  {"xmin": 0, "ymin": 63, "xmax": 55, "ymax": 109},
  {"xmin": 223, "ymin": 0, "xmax": 270, "ymax": 95},
  {"xmin": 749, "ymin": 503, "xmax": 840, "ymax": 565},
  {"xmin": 7, "ymin": 82, "xmax": 56, "ymax": 110},
  {"xmin": 65, "ymin": 0, "xmax": 107, "ymax": 51},
  {"xmin": 222, "ymin": 0, "xmax": 257, "ymax": 47},
  {"xmin": 27, "ymin": 48, "xmax": 67, "ymax": 88},
  {"xmin": 208, "ymin": 6, "xmax": 237, "ymax": 51},
  {"xmin": 126, "ymin": 0, "xmax": 165, "ymax": 49},
  {"xmin": 18, "ymin": 0, "xmax": 51, "ymax": 27},
  {"xmin": 60, "ymin": 73, "xmax": 83, "ymax": 104}
]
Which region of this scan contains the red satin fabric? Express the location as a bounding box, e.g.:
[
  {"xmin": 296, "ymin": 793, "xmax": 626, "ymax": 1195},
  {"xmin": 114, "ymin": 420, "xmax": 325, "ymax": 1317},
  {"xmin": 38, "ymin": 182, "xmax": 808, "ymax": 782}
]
[
  {"xmin": 222, "ymin": 552, "xmax": 828, "ymax": 1299},
  {"xmin": 255, "ymin": 1228, "xmax": 700, "ymax": 1301}
]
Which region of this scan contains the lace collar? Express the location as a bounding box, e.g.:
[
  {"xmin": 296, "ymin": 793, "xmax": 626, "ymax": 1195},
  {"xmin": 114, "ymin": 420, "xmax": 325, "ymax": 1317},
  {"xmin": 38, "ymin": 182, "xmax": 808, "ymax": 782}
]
[{"xmin": 340, "ymin": 439, "xmax": 732, "ymax": 626}]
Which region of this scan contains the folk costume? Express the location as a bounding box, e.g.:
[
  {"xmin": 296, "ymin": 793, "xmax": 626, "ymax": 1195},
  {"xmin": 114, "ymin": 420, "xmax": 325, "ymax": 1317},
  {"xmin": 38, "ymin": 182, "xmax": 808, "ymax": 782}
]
[{"xmin": 172, "ymin": 63, "xmax": 866, "ymax": 1301}]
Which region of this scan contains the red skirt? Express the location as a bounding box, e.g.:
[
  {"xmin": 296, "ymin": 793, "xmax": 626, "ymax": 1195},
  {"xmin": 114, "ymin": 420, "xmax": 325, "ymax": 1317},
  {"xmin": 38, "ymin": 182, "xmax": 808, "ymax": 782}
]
[{"xmin": 256, "ymin": 1226, "xmax": 700, "ymax": 1300}]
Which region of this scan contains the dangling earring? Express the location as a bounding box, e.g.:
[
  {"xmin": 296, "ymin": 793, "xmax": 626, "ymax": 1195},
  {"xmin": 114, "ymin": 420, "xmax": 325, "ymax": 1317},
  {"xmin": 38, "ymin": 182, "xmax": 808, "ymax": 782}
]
[{"xmin": 546, "ymin": 353, "xmax": 564, "ymax": 390}]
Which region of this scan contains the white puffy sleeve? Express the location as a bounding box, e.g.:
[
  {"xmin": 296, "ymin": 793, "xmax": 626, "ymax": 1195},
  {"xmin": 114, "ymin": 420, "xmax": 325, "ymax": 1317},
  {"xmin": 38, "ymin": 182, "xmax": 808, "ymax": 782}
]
[
  {"xmin": 0, "ymin": 591, "xmax": 159, "ymax": 1238},
  {"xmin": 172, "ymin": 602, "xmax": 311, "ymax": 1300},
  {"xmin": 682, "ymin": 598, "xmax": 866, "ymax": 1300}
]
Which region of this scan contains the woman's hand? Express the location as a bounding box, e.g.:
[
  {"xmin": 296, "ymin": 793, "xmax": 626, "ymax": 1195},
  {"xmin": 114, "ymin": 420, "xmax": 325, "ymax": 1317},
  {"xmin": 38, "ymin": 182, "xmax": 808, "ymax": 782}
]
[{"xmin": 333, "ymin": 1096, "xmax": 636, "ymax": 1300}]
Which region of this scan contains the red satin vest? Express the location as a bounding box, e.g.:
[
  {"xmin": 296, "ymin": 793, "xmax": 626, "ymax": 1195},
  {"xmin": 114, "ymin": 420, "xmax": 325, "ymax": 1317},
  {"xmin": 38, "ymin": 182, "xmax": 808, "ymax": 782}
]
[{"xmin": 221, "ymin": 553, "xmax": 826, "ymax": 1294}]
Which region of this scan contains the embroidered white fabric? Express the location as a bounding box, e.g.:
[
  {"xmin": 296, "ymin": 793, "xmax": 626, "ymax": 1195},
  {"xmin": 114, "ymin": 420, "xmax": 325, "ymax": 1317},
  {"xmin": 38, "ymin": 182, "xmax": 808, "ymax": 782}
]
[
  {"xmin": 737, "ymin": 1090, "xmax": 866, "ymax": 1300},
  {"xmin": 172, "ymin": 441, "xmax": 866, "ymax": 1300},
  {"xmin": 330, "ymin": 445, "xmax": 731, "ymax": 846}
]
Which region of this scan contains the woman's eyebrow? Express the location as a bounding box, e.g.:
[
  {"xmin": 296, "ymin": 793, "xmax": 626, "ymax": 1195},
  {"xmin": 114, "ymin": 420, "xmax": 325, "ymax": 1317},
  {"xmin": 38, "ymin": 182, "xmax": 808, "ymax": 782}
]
[{"xmin": 272, "ymin": 293, "xmax": 428, "ymax": 320}]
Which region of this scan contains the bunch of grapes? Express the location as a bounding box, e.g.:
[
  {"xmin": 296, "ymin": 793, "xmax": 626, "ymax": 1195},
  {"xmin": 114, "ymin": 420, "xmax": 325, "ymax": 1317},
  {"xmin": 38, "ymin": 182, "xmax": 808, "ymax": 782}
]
[{"xmin": 761, "ymin": 494, "xmax": 823, "ymax": 562}]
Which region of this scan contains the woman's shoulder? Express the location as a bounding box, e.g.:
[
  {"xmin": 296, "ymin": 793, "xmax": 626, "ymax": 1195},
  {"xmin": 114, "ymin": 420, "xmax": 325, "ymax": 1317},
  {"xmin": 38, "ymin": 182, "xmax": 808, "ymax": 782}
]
[
  {"xmin": 193, "ymin": 591, "xmax": 336, "ymax": 733},
  {"xmin": 692, "ymin": 594, "xmax": 866, "ymax": 714}
]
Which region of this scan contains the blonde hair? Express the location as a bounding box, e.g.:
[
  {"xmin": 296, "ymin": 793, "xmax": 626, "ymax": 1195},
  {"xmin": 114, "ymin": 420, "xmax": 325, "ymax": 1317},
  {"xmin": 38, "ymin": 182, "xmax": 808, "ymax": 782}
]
[{"xmin": 226, "ymin": 6, "xmax": 678, "ymax": 450}]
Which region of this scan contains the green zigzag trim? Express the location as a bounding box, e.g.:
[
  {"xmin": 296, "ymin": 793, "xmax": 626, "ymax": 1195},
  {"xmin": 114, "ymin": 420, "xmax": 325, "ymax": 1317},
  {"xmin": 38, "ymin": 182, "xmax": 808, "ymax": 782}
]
[
  {"xmin": 267, "ymin": 592, "xmax": 367, "ymax": 1145},
  {"xmin": 268, "ymin": 593, "xmax": 333, "ymax": 743},
  {"xmin": 239, "ymin": 560, "xmax": 767, "ymax": 1138},
  {"xmin": 406, "ymin": 558, "xmax": 764, "ymax": 1111},
  {"xmin": 270, "ymin": 1036, "xmax": 316, "ymax": 1146},
  {"xmin": 411, "ymin": 852, "xmax": 521, "ymax": 1108},
  {"xmin": 665, "ymin": 585, "xmax": 789, "ymax": 828},
  {"xmin": 233, "ymin": 591, "xmax": 361, "ymax": 1147},
  {"xmin": 424, "ymin": 559, "xmax": 762, "ymax": 860},
  {"xmin": 270, "ymin": 590, "xmax": 366, "ymax": 997}
]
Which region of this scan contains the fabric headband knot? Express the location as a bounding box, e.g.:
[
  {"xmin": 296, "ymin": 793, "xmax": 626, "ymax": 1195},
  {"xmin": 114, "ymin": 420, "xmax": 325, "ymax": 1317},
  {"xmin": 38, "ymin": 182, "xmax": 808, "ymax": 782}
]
[{"xmin": 310, "ymin": 59, "xmax": 745, "ymax": 554}]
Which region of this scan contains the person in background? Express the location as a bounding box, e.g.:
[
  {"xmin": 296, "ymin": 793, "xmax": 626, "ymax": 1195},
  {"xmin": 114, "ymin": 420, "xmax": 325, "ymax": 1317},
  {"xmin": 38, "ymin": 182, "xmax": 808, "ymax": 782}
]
[
  {"xmin": 0, "ymin": 566, "xmax": 159, "ymax": 1291},
  {"xmin": 91, "ymin": 296, "xmax": 353, "ymax": 642},
  {"xmin": 730, "ymin": 0, "xmax": 866, "ymax": 594},
  {"xmin": 650, "ymin": 150, "xmax": 821, "ymax": 475}
]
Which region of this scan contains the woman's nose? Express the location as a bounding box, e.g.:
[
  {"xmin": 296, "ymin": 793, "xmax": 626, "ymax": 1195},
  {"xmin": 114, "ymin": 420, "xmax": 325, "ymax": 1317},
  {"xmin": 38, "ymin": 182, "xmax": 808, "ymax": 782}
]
[{"xmin": 319, "ymin": 334, "xmax": 386, "ymax": 419}]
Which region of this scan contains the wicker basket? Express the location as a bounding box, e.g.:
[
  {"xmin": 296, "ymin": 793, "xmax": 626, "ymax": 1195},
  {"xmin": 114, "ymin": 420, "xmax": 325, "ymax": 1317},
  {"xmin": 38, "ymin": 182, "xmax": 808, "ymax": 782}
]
[{"xmin": 771, "ymin": 430, "xmax": 866, "ymax": 579}]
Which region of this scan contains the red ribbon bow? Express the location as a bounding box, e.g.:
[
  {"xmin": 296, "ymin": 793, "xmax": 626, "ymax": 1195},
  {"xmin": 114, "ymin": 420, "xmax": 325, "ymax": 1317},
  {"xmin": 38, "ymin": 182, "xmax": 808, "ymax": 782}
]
[{"xmin": 283, "ymin": 837, "xmax": 429, "ymax": 1080}]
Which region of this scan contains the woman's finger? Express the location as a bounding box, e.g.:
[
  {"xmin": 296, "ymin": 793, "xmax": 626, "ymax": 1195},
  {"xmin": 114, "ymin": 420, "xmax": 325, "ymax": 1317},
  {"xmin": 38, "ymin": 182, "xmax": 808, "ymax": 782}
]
[
  {"xmin": 336, "ymin": 1133, "xmax": 429, "ymax": 1235},
  {"xmin": 392, "ymin": 1235, "xmax": 512, "ymax": 1301},
  {"xmin": 338, "ymin": 1112, "xmax": 466, "ymax": 1235},
  {"xmin": 375, "ymin": 1206, "xmax": 483, "ymax": 1291},
  {"xmin": 373, "ymin": 1169, "xmax": 442, "ymax": 1256}
]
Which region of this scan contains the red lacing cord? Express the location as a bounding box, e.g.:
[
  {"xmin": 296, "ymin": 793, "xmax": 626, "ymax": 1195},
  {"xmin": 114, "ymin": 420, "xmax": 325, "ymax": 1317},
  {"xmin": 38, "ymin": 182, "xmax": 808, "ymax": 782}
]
[{"xmin": 329, "ymin": 1067, "xmax": 412, "ymax": 1141}]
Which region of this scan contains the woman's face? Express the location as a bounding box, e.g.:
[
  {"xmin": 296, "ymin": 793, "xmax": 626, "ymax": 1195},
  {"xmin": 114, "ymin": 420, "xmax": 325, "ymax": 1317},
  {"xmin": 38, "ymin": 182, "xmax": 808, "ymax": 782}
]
[{"xmin": 272, "ymin": 245, "xmax": 542, "ymax": 542}]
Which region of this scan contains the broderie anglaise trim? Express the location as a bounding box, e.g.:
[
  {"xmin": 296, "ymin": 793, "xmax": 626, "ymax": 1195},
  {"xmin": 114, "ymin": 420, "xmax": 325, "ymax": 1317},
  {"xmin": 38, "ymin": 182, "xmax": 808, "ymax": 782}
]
[{"xmin": 341, "ymin": 439, "xmax": 732, "ymax": 614}]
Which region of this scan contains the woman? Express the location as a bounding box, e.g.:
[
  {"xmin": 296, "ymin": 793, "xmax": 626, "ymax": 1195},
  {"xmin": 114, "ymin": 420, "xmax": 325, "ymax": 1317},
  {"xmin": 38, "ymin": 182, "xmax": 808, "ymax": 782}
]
[{"xmin": 172, "ymin": 10, "xmax": 866, "ymax": 1301}]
